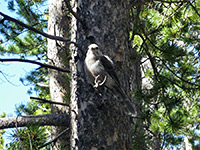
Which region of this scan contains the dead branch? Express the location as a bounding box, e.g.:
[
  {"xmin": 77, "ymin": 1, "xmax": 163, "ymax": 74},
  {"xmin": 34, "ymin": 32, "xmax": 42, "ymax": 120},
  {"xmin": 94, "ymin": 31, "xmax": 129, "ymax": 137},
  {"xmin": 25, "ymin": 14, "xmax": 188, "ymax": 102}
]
[
  {"xmin": 0, "ymin": 11, "xmax": 83, "ymax": 53},
  {"xmin": 0, "ymin": 58, "xmax": 70, "ymax": 73},
  {"xmin": 30, "ymin": 96, "xmax": 69, "ymax": 107},
  {"xmin": 0, "ymin": 114, "xmax": 69, "ymax": 129},
  {"xmin": 0, "ymin": 11, "xmax": 70, "ymax": 42}
]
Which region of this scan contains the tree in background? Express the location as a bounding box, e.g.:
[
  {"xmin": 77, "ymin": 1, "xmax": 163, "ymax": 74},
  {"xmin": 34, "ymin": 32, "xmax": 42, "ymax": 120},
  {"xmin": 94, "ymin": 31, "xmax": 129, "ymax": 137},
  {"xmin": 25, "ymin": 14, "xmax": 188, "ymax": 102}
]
[{"xmin": 0, "ymin": 0, "xmax": 200, "ymax": 149}]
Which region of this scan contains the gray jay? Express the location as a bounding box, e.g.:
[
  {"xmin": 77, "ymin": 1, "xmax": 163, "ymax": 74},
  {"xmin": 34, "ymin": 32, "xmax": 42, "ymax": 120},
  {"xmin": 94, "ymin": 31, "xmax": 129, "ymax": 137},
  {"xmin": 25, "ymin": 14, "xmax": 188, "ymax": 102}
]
[
  {"xmin": 85, "ymin": 44, "xmax": 122, "ymax": 94},
  {"xmin": 84, "ymin": 44, "xmax": 136, "ymax": 114}
]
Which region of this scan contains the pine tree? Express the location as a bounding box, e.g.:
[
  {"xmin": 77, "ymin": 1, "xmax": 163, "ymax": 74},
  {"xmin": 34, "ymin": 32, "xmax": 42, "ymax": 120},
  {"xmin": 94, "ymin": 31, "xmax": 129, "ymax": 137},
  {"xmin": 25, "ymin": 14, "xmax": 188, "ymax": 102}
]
[{"xmin": 0, "ymin": 0, "xmax": 200, "ymax": 149}]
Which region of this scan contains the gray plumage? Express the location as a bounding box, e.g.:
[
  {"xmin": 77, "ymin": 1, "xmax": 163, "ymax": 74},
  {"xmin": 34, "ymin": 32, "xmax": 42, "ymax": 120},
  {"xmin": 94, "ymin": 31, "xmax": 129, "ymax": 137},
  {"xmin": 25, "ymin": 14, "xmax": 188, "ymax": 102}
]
[
  {"xmin": 84, "ymin": 44, "xmax": 136, "ymax": 115},
  {"xmin": 84, "ymin": 44, "xmax": 120, "ymax": 91}
]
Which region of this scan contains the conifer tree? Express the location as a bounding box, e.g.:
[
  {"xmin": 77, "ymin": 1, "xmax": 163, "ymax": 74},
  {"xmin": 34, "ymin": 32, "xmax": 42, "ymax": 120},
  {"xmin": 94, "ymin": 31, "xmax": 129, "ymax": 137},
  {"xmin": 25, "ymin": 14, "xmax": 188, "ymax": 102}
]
[{"xmin": 0, "ymin": 0, "xmax": 200, "ymax": 149}]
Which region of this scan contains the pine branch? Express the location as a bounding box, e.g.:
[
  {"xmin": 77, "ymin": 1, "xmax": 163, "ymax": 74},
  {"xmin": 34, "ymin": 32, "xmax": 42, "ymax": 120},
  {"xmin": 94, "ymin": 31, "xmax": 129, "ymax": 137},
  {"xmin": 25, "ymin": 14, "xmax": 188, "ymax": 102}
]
[
  {"xmin": 0, "ymin": 11, "xmax": 83, "ymax": 53},
  {"xmin": 0, "ymin": 58, "xmax": 70, "ymax": 73},
  {"xmin": 0, "ymin": 11, "xmax": 70, "ymax": 42},
  {"xmin": 190, "ymin": 2, "xmax": 200, "ymax": 18},
  {"xmin": 0, "ymin": 114, "xmax": 69, "ymax": 129},
  {"xmin": 38, "ymin": 128, "xmax": 69, "ymax": 149},
  {"xmin": 154, "ymin": 0, "xmax": 190, "ymax": 3},
  {"xmin": 135, "ymin": 32, "xmax": 159, "ymax": 79},
  {"xmin": 162, "ymin": 60, "xmax": 200, "ymax": 87}
]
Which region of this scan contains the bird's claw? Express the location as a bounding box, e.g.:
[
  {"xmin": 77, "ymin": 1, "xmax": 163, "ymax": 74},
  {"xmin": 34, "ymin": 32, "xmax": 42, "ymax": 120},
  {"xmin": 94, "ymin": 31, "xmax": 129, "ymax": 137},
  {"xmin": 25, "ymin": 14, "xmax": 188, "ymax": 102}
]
[{"xmin": 94, "ymin": 75, "xmax": 107, "ymax": 88}]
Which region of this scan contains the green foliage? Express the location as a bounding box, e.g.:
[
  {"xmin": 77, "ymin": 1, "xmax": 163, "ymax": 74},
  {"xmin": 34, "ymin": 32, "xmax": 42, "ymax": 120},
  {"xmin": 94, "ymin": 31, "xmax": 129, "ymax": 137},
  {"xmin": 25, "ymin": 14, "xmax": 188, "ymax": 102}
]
[
  {"xmin": 0, "ymin": 113, "xmax": 6, "ymax": 149},
  {"xmin": 0, "ymin": 0, "xmax": 51, "ymax": 149},
  {"xmin": 131, "ymin": 0, "xmax": 200, "ymax": 149},
  {"xmin": 1, "ymin": 0, "xmax": 200, "ymax": 149},
  {"xmin": 0, "ymin": 0, "xmax": 48, "ymax": 57},
  {"xmin": 20, "ymin": 67, "xmax": 49, "ymax": 96},
  {"xmin": 6, "ymin": 125, "xmax": 49, "ymax": 150}
]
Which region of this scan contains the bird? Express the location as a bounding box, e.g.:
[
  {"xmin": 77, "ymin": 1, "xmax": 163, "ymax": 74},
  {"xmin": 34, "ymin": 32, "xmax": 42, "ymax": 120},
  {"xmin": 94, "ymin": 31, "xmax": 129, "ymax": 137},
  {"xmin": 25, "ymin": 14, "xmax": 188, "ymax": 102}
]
[
  {"xmin": 84, "ymin": 44, "xmax": 121, "ymax": 93},
  {"xmin": 84, "ymin": 44, "xmax": 136, "ymax": 115}
]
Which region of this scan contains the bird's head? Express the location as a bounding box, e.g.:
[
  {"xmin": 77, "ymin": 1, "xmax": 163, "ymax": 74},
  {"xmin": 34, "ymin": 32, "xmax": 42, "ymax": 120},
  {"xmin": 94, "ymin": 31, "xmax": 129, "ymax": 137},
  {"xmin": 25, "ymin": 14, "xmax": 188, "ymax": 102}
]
[{"xmin": 87, "ymin": 44, "xmax": 102, "ymax": 56}]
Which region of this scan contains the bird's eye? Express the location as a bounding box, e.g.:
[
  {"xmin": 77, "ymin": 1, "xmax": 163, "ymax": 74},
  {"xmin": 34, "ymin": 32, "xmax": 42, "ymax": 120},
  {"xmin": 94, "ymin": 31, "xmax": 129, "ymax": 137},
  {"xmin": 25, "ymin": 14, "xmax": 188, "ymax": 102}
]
[{"xmin": 92, "ymin": 47, "xmax": 98, "ymax": 51}]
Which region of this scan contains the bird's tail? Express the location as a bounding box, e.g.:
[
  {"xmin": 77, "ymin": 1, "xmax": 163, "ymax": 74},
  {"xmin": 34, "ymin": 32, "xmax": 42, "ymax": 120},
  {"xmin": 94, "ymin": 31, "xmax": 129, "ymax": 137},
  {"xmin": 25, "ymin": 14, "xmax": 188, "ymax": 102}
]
[{"xmin": 113, "ymin": 85, "xmax": 136, "ymax": 117}]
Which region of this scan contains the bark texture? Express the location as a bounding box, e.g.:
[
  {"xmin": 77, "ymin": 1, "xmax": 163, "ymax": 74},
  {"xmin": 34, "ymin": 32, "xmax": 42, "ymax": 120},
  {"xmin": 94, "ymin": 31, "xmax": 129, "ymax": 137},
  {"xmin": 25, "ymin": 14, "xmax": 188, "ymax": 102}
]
[
  {"xmin": 0, "ymin": 114, "xmax": 69, "ymax": 129},
  {"xmin": 48, "ymin": 0, "xmax": 70, "ymax": 148},
  {"xmin": 70, "ymin": 0, "xmax": 137, "ymax": 149}
]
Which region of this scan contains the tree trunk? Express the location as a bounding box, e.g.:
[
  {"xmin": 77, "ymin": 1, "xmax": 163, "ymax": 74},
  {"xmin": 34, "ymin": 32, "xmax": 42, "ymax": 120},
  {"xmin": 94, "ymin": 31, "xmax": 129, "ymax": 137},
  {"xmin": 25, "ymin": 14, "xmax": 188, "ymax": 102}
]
[
  {"xmin": 48, "ymin": 0, "xmax": 70, "ymax": 148},
  {"xmin": 70, "ymin": 0, "xmax": 138, "ymax": 149},
  {"xmin": 182, "ymin": 136, "xmax": 192, "ymax": 150}
]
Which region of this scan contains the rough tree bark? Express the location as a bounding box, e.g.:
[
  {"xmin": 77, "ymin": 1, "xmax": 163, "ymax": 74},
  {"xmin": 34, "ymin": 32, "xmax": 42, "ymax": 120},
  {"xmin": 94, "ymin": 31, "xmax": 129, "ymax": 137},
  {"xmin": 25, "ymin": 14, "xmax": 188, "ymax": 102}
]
[
  {"xmin": 70, "ymin": 0, "xmax": 139, "ymax": 149},
  {"xmin": 0, "ymin": 114, "xmax": 69, "ymax": 129},
  {"xmin": 48, "ymin": 0, "xmax": 70, "ymax": 148}
]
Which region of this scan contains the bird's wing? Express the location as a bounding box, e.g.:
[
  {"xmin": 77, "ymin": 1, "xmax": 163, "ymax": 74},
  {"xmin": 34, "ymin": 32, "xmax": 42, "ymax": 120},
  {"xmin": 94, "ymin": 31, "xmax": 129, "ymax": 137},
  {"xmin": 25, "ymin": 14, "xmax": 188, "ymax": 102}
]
[{"xmin": 99, "ymin": 55, "xmax": 121, "ymax": 86}]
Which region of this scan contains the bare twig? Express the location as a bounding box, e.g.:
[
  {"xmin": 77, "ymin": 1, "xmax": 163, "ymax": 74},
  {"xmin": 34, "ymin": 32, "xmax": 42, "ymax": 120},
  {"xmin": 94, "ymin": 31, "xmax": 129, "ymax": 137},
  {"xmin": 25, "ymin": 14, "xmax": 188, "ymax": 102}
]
[
  {"xmin": 38, "ymin": 128, "xmax": 69, "ymax": 149},
  {"xmin": 28, "ymin": 133, "xmax": 33, "ymax": 150},
  {"xmin": 30, "ymin": 97, "xmax": 69, "ymax": 107},
  {"xmin": 0, "ymin": 58, "xmax": 70, "ymax": 73},
  {"xmin": 0, "ymin": 71, "xmax": 20, "ymax": 86}
]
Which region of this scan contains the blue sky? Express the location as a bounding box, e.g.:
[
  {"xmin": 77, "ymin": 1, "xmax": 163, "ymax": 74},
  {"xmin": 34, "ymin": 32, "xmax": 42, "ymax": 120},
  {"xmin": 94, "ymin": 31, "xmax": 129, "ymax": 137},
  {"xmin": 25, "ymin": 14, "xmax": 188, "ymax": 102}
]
[
  {"xmin": 0, "ymin": 59, "xmax": 37, "ymax": 148},
  {"xmin": 0, "ymin": 59, "xmax": 37, "ymax": 116},
  {"xmin": 0, "ymin": 1, "xmax": 41, "ymax": 148},
  {"xmin": 0, "ymin": 1, "xmax": 36, "ymax": 116}
]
